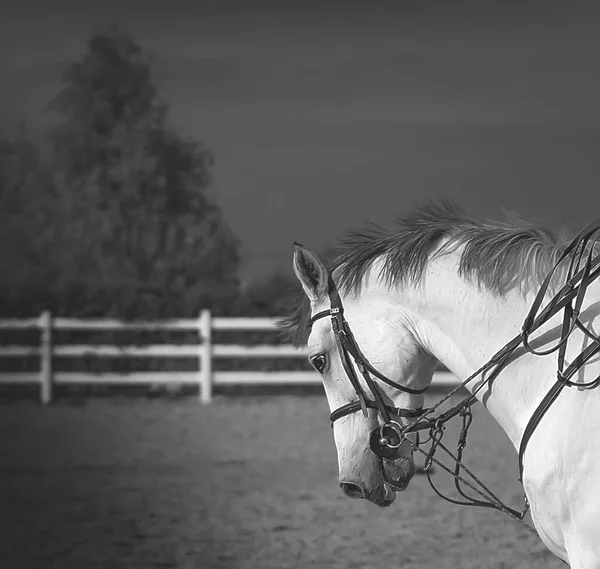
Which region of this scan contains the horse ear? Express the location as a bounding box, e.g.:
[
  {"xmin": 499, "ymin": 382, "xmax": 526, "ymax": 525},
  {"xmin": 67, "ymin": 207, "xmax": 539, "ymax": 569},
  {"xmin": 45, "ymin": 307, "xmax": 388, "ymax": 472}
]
[{"xmin": 292, "ymin": 242, "xmax": 328, "ymax": 302}]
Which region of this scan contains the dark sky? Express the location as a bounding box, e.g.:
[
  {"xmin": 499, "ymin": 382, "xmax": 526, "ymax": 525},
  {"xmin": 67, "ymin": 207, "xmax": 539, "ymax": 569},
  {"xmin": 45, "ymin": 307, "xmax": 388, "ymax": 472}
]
[{"xmin": 3, "ymin": 1, "xmax": 600, "ymax": 284}]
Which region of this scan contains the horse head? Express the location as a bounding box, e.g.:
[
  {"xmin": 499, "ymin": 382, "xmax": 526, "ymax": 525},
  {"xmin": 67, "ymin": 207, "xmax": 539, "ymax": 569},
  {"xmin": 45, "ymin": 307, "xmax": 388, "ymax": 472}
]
[{"xmin": 290, "ymin": 242, "xmax": 438, "ymax": 506}]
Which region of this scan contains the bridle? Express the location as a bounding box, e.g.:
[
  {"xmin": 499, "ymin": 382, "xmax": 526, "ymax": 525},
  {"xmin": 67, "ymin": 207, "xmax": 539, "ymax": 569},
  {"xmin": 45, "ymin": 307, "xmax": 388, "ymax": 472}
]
[
  {"xmin": 309, "ymin": 274, "xmax": 428, "ymax": 459},
  {"xmin": 307, "ymin": 219, "xmax": 600, "ymax": 533}
]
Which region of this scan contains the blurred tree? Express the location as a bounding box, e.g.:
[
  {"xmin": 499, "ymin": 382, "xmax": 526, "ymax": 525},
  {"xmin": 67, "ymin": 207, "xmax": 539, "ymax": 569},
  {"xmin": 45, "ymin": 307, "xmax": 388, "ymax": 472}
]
[
  {"xmin": 0, "ymin": 127, "xmax": 56, "ymax": 316},
  {"xmin": 233, "ymin": 273, "xmax": 301, "ymax": 316},
  {"xmin": 41, "ymin": 23, "xmax": 240, "ymax": 317},
  {"xmin": 231, "ymin": 246, "xmax": 339, "ymax": 317}
]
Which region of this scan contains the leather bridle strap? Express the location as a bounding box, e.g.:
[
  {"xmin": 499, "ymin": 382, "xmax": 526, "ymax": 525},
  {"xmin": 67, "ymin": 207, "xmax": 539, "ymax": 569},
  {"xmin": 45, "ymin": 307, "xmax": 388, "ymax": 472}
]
[
  {"xmin": 517, "ymin": 339, "xmax": 600, "ymax": 479},
  {"xmin": 521, "ymin": 218, "xmax": 600, "ymax": 356},
  {"xmin": 330, "ymin": 399, "xmax": 425, "ymax": 423}
]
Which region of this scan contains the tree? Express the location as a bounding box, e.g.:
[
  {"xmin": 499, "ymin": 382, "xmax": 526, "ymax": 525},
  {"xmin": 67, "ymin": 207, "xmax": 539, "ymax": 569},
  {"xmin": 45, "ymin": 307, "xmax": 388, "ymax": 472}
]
[
  {"xmin": 40, "ymin": 24, "xmax": 240, "ymax": 317},
  {"xmin": 0, "ymin": 126, "xmax": 57, "ymax": 316},
  {"xmin": 231, "ymin": 246, "xmax": 339, "ymax": 317},
  {"xmin": 233, "ymin": 273, "xmax": 302, "ymax": 317}
]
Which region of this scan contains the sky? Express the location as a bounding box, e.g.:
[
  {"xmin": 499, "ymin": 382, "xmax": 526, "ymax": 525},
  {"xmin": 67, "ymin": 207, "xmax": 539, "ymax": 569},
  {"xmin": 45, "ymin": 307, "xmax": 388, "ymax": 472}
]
[{"xmin": 3, "ymin": 0, "xmax": 600, "ymax": 284}]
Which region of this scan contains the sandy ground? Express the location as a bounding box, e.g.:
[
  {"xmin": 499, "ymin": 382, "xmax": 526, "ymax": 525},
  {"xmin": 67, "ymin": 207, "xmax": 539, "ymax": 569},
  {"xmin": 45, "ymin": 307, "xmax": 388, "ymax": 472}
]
[{"xmin": 0, "ymin": 394, "xmax": 565, "ymax": 569}]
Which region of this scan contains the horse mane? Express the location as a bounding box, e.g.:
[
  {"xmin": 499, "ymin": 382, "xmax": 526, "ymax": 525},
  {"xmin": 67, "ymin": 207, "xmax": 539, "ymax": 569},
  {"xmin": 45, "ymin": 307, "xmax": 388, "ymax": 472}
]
[{"xmin": 279, "ymin": 200, "xmax": 573, "ymax": 346}]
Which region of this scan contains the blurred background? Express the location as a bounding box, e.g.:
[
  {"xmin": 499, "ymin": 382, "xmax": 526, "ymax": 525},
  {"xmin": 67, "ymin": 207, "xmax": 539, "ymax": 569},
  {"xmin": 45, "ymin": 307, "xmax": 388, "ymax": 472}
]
[
  {"xmin": 0, "ymin": 1, "xmax": 598, "ymax": 568},
  {"xmin": 3, "ymin": 0, "xmax": 600, "ymax": 319}
]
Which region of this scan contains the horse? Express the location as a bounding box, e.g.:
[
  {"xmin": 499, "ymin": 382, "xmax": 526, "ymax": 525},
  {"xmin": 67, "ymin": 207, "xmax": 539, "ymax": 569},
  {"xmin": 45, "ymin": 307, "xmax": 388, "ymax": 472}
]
[{"xmin": 279, "ymin": 201, "xmax": 600, "ymax": 568}]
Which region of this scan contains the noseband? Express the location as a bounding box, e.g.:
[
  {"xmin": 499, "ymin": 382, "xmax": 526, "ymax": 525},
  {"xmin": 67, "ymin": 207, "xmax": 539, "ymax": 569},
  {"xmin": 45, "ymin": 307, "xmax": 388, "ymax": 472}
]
[{"xmin": 308, "ymin": 274, "xmax": 428, "ymax": 459}]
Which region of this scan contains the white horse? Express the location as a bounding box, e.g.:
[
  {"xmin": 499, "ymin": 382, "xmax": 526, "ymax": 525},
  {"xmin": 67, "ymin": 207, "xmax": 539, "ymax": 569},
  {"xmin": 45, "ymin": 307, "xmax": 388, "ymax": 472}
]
[{"xmin": 281, "ymin": 202, "xmax": 600, "ymax": 568}]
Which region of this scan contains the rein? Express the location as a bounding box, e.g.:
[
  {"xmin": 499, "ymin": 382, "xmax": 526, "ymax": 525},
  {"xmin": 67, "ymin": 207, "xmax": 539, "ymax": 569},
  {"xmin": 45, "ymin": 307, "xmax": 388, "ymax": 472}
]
[{"xmin": 310, "ymin": 219, "xmax": 600, "ymax": 534}]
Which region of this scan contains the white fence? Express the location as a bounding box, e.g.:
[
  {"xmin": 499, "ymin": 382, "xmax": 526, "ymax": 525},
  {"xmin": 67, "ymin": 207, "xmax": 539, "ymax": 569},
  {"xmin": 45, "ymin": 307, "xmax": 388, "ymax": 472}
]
[{"xmin": 0, "ymin": 311, "xmax": 457, "ymax": 404}]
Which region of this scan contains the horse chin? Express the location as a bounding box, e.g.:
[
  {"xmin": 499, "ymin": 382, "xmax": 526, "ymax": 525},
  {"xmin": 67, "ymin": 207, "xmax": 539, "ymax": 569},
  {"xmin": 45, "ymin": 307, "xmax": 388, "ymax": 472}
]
[{"xmin": 381, "ymin": 456, "xmax": 416, "ymax": 493}]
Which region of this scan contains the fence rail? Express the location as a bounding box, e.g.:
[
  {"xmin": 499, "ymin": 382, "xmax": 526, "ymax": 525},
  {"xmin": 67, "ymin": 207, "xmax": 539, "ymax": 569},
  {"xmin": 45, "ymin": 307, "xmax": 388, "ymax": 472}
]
[{"xmin": 0, "ymin": 311, "xmax": 457, "ymax": 404}]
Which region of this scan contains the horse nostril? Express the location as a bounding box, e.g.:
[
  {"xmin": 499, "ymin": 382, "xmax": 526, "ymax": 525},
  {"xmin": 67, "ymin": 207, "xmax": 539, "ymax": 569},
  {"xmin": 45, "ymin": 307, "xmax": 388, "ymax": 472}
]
[{"xmin": 340, "ymin": 482, "xmax": 365, "ymax": 499}]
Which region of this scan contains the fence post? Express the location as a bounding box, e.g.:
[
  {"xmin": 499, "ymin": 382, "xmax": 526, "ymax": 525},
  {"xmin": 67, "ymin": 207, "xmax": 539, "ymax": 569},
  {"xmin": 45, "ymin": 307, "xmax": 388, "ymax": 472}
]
[
  {"xmin": 198, "ymin": 309, "xmax": 212, "ymax": 404},
  {"xmin": 39, "ymin": 310, "xmax": 52, "ymax": 405}
]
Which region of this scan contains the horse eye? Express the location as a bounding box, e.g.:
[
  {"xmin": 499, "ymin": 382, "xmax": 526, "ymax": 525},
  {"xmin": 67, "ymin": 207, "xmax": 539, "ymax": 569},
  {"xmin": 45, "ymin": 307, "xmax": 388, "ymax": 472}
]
[{"xmin": 310, "ymin": 354, "xmax": 327, "ymax": 373}]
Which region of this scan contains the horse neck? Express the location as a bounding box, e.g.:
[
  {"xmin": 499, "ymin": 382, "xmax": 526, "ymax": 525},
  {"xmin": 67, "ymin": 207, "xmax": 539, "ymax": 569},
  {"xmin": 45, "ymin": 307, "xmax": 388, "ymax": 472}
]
[{"xmin": 399, "ymin": 255, "xmax": 559, "ymax": 450}]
